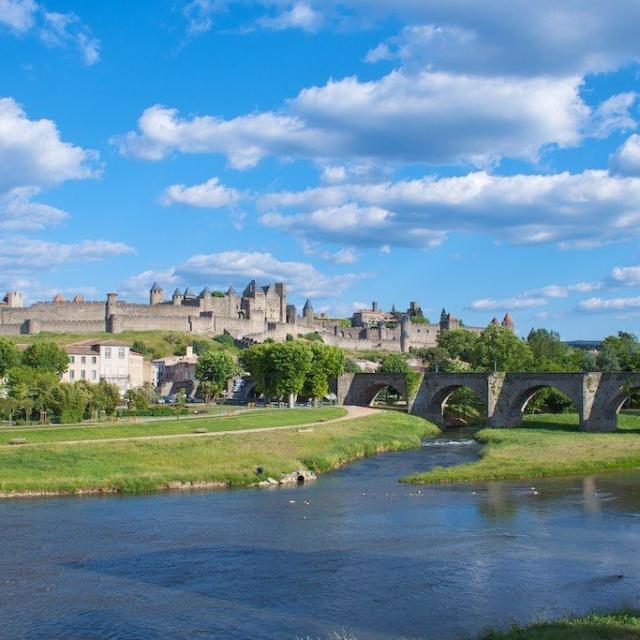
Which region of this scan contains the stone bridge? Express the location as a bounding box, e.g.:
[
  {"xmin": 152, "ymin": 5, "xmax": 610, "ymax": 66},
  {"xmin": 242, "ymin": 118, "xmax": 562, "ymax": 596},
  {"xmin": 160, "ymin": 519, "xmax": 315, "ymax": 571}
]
[{"xmin": 335, "ymin": 372, "xmax": 640, "ymax": 432}]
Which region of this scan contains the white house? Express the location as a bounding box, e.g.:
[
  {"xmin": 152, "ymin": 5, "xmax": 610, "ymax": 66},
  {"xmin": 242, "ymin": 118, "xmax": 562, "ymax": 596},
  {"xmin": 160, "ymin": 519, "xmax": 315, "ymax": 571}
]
[{"xmin": 62, "ymin": 339, "xmax": 146, "ymax": 393}]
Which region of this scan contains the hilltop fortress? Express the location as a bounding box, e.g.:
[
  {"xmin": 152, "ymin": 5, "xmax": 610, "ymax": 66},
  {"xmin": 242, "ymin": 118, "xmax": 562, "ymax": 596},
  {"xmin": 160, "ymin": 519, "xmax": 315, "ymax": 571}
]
[{"xmin": 0, "ymin": 282, "xmax": 513, "ymax": 352}]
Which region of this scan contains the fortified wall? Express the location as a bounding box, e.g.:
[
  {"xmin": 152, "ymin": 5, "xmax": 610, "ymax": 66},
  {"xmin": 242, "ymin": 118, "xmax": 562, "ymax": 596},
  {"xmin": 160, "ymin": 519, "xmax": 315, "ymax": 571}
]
[{"xmin": 0, "ymin": 284, "xmax": 512, "ymax": 352}]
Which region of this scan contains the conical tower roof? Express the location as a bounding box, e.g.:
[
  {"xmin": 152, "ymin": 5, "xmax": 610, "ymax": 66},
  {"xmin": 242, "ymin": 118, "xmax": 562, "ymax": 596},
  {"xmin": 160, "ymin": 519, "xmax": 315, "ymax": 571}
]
[
  {"xmin": 173, "ymin": 288, "xmax": 182, "ymax": 297},
  {"xmin": 150, "ymin": 281, "xmax": 162, "ymax": 291},
  {"xmin": 502, "ymin": 312, "xmax": 515, "ymax": 328},
  {"xmin": 184, "ymin": 286, "xmax": 196, "ymax": 297},
  {"xmin": 200, "ymin": 286, "xmax": 211, "ymax": 297},
  {"xmin": 303, "ymin": 299, "xmax": 313, "ymax": 313}
]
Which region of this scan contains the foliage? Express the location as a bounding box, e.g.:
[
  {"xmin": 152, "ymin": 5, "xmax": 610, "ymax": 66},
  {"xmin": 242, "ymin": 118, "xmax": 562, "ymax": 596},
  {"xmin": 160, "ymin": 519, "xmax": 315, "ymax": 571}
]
[
  {"xmin": 211, "ymin": 290, "xmax": 225, "ymax": 298},
  {"xmin": 437, "ymin": 328, "xmax": 478, "ymax": 361},
  {"xmin": 471, "ymin": 326, "xmax": 534, "ymax": 372},
  {"xmin": 21, "ymin": 341, "xmax": 69, "ymax": 375},
  {"xmin": 195, "ymin": 350, "xmax": 238, "ymax": 400},
  {"xmin": 191, "ymin": 339, "xmax": 214, "ymax": 356},
  {"xmin": 0, "ymin": 337, "xmax": 20, "ymax": 376},
  {"xmin": 411, "ymin": 346, "xmax": 456, "ymax": 372},
  {"xmin": 130, "ymin": 340, "xmax": 149, "ymax": 356},
  {"xmin": 302, "ymin": 343, "xmax": 345, "ymax": 401},
  {"xmin": 213, "ymin": 333, "xmax": 237, "ymax": 349},
  {"xmin": 124, "ymin": 387, "xmax": 150, "ymax": 412},
  {"xmin": 344, "ymin": 358, "xmax": 361, "ymax": 373},
  {"xmin": 409, "ymin": 315, "xmax": 430, "ymax": 324},
  {"xmin": 302, "ymin": 332, "xmax": 324, "ymax": 342},
  {"xmin": 378, "ymin": 353, "xmax": 410, "ymax": 373},
  {"xmin": 525, "ymin": 387, "xmax": 575, "ymax": 414},
  {"xmin": 598, "ymin": 332, "xmax": 639, "ymax": 371},
  {"xmin": 175, "ymin": 389, "xmax": 187, "ymax": 419}
]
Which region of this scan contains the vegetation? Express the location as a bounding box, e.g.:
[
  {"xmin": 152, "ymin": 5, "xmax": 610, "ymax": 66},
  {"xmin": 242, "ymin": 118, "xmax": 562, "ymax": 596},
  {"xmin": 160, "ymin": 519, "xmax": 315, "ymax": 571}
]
[
  {"xmin": 240, "ymin": 341, "xmax": 344, "ymax": 407},
  {"xmin": 0, "ymin": 407, "xmax": 346, "ymax": 445},
  {"xmin": 476, "ymin": 609, "xmax": 640, "ymax": 640},
  {"xmin": 195, "ymin": 350, "xmax": 239, "ymax": 403},
  {"xmin": 21, "ymin": 341, "xmax": 69, "ymax": 375},
  {"xmin": 0, "ymin": 411, "xmax": 436, "ymax": 495},
  {"xmin": 404, "ymin": 412, "xmax": 640, "ymax": 484}
]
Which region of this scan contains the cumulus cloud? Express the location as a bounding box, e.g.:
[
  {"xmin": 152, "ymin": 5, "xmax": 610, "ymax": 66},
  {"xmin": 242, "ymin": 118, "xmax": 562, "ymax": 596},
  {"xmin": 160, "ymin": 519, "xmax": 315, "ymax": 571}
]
[
  {"xmin": 115, "ymin": 69, "xmax": 609, "ymax": 169},
  {"xmin": 160, "ymin": 177, "xmax": 242, "ymax": 208},
  {"xmin": 0, "ymin": 238, "xmax": 134, "ymax": 271},
  {"xmin": 259, "ymin": 170, "xmax": 640, "ymax": 249},
  {"xmin": 121, "ymin": 268, "xmax": 182, "ymax": 300},
  {"xmin": 0, "ymin": 97, "xmax": 99, "ymax": 191},
  {"xmin": 579, "ymin": 296, "xmax": 640, "ymax": 312},
  {"xmin": 611, "ymin": 134, "xmax": 640, "ymax": 176},
  {"xmin": 177, "ymin": 250, "xmax": 359, "ymax": 298},
  {"xmin": 608, "ymin": 265, "xmax": 640, "ymax": 287},
  {"xmin": 0, "ymin": 0, "xmax": 100, "ymax": 64}
]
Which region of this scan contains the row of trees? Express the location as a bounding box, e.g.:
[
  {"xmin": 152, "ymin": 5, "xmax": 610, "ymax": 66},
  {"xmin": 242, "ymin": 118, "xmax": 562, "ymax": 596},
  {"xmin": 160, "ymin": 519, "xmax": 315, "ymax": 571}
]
[
  {"xmin": 239, "ymin": 341, "xmax": 345, "ymax": 407},
  {"xmin": 411, "ymin": 326, "xmax": 640, "ymax": 374}
]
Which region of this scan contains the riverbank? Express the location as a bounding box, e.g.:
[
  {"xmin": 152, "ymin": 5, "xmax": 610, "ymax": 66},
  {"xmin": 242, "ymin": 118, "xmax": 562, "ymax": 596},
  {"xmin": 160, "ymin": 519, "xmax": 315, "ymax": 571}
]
[
  {"xmin": 404, "ymin": 412, "xmax": 640, "ymax": 485},
  {"xmin": 0, "ymin": 411, "xmax": 438, "ymax": 498},
  {"xmin": 477, "ymin": 608, "xmax": 640, "ymax": 639}
]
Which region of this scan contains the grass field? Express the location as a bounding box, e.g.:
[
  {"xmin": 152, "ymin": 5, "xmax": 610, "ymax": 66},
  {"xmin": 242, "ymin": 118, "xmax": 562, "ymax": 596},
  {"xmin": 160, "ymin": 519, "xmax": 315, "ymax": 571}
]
[
  {"xmin": 0, "ymin": 411, "xmax": 437, "ymax": 496},
  {"xmin": 0, "ymin": 407, "xmax": 346, "ymax": 445},
  {"xmin": 476, "ymin": 609, "xmax": 640, "ymax": 639},
  {"xmin": 404, "ymin": 412, "xmax": 640, "ymax": 485}
]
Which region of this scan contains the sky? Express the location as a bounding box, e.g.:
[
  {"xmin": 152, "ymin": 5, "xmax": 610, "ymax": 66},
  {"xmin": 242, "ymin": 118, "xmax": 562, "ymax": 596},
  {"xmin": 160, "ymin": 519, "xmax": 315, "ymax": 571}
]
[{"xmin": 2, "ymin": 1, "xmax": 640, "ymax": 340}]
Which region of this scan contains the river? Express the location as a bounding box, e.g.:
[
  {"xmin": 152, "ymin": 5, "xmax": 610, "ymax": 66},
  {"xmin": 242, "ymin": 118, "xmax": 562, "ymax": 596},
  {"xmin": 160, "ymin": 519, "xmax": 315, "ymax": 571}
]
[{"xmin": 1, "ymin": 428, "xmax": 640, "ymax": 639}]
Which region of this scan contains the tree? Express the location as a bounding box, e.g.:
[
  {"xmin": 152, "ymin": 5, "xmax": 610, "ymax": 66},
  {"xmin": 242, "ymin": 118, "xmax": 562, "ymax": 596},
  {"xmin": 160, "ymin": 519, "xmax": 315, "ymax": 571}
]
[
  {"xmin": 412, "ymin": 346, "xmax": 454, "ymax": 372},
  {"xmin": 470, "ymin": 325, "xmax": 534, "ymax": 372},
  {"xmin": 22, "ymin": 341, "xmax": 69, "ymax": 375},
  {"xmin": 596, "ymin": 343, "xmax": 621, "ymax": 372},
  {"xmin": 124, "ymin": 388, "xmax": 150, "ymax": 411},
  {"xmin": 344, "ymin": 358, "xmax": 361, "ymax": 373},
  {"xmin": 599, "ymin": 332, "xmax": 639, "ymax": 371},
  {"xmin": 437, "ymin": 328, "xmax": 478, "ymax": 361},
  {"xmin": 378, "ymin": 353, "xmax": 410, "ymax": 373},
  {"xmin": 131, "ymin": 340, "xmax": 149, "ymax": 356},
  {"xmin": 198, "ymin": 380, "xmax": 219, "ymax": 405},
  {"xmin": 303, "ymin": 343, "xmax": 345, "ymax": 405},
  {"xmin": 195, "ymin": 350, "xmax": 238, "ymax": 403},
  {"xmin": 0, "ymin": 338, "xmax": 19, "ymax": 377},
  {"xmin": 527, "ymin": 328, "xmax": 569, "ymax": 370},
  {"xmin": 175, "ymin": 388, "xmax": 187, "ymax": 419}
]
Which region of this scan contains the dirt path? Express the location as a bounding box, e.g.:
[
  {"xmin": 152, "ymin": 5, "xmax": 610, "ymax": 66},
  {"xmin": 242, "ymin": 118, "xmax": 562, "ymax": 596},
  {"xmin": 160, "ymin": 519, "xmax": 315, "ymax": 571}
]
[{"xmin": 1, "ymin": 406, "xmax": 380, "ymax": 448}]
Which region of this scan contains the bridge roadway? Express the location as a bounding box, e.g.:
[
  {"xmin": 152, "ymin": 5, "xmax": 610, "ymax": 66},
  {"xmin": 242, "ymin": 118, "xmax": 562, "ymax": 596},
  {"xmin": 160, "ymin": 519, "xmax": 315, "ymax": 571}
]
[{"xmin": 334, "ymin": 371, "xmax": 640, "ymax": 432}]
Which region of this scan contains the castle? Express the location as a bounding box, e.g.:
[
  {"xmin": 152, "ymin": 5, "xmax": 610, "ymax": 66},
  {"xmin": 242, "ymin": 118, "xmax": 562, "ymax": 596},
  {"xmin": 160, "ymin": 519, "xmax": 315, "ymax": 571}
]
[{"xmin": 0, "ymin": 284, "xmax": 514, "ymax": 352}]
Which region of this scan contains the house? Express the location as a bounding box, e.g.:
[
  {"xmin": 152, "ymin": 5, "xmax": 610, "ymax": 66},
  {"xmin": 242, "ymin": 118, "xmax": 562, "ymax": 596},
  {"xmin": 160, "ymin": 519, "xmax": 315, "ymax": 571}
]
[
  {"xmin": 62, "ymin": 339, "xmax": 145, "ymax": 393},
  {"xmin": 152, "ymin": 345, "xmax": 199, "ymax": 395}
]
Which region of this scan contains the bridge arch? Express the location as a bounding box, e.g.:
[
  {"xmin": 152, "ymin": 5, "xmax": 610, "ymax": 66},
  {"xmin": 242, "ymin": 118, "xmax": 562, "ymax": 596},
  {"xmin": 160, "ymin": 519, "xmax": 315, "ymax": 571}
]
[
  {"xmin": 490, "ymin": 374, "xmax": 585, "ymax": 428},
  {"xmin": 336, "ymin": 373, "xmax": 409, "ymax": 409}
]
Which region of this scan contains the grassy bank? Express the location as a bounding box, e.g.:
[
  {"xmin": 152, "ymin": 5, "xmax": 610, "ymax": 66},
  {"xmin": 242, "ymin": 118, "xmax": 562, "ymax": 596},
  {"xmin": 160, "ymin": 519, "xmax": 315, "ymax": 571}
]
[
  {"xmin": 0, "ymin": 407, "xmax": 345, "ymax": 445},
  {"xmin": 477, "ymin": 609, "xmax": 640, "ymax": 639},
  {"xmin": 0, "ymin": 412, "xmax": 437, "ymax": 496},
  {"xmin": 404, "ymin": 412, "xmax": 640, "ymax": 485}
]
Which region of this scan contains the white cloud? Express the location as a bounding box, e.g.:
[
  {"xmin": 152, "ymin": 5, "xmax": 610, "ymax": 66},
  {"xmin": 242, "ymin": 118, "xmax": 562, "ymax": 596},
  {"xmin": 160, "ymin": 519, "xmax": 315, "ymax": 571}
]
[
  {"xmin": 121, "ymin": 269, "xmax": 182, "ymax": 300},
  {"xmin": 259, "ymin": 170, "xmax": 640, "ymax": 249},
  {"xmin": 0, "ymin": 186, "xmax": 68, "ymax": 230},
  {"xmin": 469, "ymin": 296, "xmax": 548, "ymax": 311},
  {"xmin": 176, "ymin": 250, "xmax": 359, "ymax": 298},
  {"xmin": 257, "ymin": 2, "xmax": 323, "ymax": 32},
  {"xmin": 0, "ymin": 238, "xmax": 134, "ymax": 271},
  {"xmin": 300, "ymin": 239, "xmax": 359, "ymax": 264},
  {"xmin": 182, "ymin": 0, "xmax": 224, "ymax": 36},
  {"xmin": 0, "ymin": 0, "xmax": 36, "ymax": 32},
  {"xmin": 0, "ymin": 97, "xmax": 99, "ymax": 191},
  {"xmin": 579, "ymin": 296, "xmax": 640, "ymax": 312},
  {"xmin": 611, "ymin": 134, "xmax": 640, "ymax": 176},
  {"xmin": 609, "ymin": 265, "xmax": 640, "ymax": 287},
  {"xmin": 160, "ymin": 177, "xmax": 242, "ymax": 208},
  {"xmin": 526, "ymin": 282, "xmax": 601, "ymax": 298},
  {"xmin": 115, "ymin": 69, "xmax": 604, "ymax": 169},
  {"xmin": 0, "ymin": 1, "xmax": 100, "ymax": 64}
]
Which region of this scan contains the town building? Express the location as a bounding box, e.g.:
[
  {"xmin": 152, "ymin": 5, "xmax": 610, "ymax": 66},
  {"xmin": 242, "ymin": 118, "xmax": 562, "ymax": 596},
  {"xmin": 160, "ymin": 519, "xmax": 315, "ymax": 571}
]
[{"xmin": 62, "ymin": 339, "xmax": 146, "ymax": 393}]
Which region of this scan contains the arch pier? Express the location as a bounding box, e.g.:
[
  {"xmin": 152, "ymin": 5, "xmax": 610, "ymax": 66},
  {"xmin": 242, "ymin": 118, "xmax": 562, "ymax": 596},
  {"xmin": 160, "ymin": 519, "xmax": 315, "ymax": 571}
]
[{"xmin": 335, "ymin": 372, "xmax": 640, "ymax": 432}]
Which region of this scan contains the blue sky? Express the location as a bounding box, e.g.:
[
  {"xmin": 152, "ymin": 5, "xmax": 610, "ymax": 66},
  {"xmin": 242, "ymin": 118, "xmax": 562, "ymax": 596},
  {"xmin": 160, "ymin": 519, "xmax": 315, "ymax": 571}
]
[{"xmin": 3, "ymin": 1, "xmax": 640, "ymax": 340}]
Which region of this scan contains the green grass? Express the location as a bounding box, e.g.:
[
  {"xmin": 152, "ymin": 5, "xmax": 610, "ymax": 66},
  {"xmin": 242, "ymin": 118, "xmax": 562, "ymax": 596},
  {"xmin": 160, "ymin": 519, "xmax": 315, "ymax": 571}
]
[
  {"xmin": 0, "ymin": 412, "xmax": 438, "ymax": 495},
  {"xmin": 6, "ymin": 330, "xmax": 238, "ymax": 358},
  {"xmin": 404, "ymin": 412, "xmax": 640, "ymax": 485},
  {"xmin": 0, "ymin": 407, "xmax": 346, "ymax": 445},
  {"xmin": 476, "ymin": 609, "xmax": 640, "ymax": 639}
]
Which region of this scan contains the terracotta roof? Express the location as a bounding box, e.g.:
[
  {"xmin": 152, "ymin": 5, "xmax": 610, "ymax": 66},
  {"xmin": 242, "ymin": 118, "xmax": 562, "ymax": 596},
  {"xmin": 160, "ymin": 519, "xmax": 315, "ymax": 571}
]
[{"xmin": 502, "ymin": 312, "xmax": 515, "ymax": 327}]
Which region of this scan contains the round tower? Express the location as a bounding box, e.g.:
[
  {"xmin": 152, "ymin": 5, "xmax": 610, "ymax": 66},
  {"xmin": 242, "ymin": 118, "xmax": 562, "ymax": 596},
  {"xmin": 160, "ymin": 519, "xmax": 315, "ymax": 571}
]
[{"xmin": 150, "ymin": 282, "xmax": 164, "ymax": 305}]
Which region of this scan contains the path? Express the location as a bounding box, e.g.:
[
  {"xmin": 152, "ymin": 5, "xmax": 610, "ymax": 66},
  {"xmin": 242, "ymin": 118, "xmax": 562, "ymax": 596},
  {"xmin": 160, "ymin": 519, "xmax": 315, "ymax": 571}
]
[{"xmin": 1, "ymin": 406, "xmax": 380, "ymax": 448}]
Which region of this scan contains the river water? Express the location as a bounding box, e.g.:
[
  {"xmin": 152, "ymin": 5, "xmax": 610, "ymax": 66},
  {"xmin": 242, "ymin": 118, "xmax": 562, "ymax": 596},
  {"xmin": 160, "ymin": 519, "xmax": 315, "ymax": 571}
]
[{"xmin": 1, "ymin": 429, "xmax": 640, "ymax": 640}]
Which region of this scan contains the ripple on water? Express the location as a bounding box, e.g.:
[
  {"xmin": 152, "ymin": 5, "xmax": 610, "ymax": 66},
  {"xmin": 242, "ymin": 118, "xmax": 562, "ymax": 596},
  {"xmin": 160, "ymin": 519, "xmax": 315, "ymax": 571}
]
[{"xmin": 421, "ymin": 438, "xmax": 476, "ymax": 447}]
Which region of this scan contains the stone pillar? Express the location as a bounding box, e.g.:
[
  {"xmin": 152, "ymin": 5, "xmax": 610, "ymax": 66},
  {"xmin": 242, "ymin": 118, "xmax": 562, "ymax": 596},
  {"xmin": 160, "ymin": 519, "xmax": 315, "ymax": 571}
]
[
  {"xmin": 377, "ymin": 321, "xmax": 384, "ymax": 340},
  {"xmin": 400, "ymin": 314, "xmax": 409, "ymax": 353}
]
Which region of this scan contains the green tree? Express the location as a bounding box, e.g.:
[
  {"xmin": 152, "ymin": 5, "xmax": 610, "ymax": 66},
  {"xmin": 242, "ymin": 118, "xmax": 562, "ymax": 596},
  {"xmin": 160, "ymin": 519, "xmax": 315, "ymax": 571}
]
[
  {"xmin": 124, "ymin": 388, "xmax": 150, "ymax": 411},
  {"xmin": 470, "ymin": 325, "xmax": 534, "ymax": 372},
  {"xmin": 131, "ymin": 340, "xmax": 149, "ymax": 356},
  {"xmin": 195, "ymin": 350, "xmax": 238, "ymax": 403},
  {"xmin": 175, "ymin": 388, "xmax": 187, "ymax": 419},
  {"xmin": 596, "ymin": 343, "xmax": 621, "ymax": 372},
  {"xmin": 0, "ymin": 338, "xmax": 20, "ymax": 376},
  {"xmin": 50, "ymin": 382, "xmax": 90, "ymax": 423},
  {"xmin": 303, "ymin": 343, "xmax": 345, "ymax": 405},
  {"xmin": 270, "ymin": 342, "xmax": 313, "ymax": 407},
  {"xmin": 412, "ymin": 346, "xmax": 454, "ymax": 372},
  {"xmin": 527, "ymin": 328, "xmax": 569, "ymax": 370},
  {"xmin": 344, "ymin": 358, "xmax": 361, "ymax": 373},
  {"xmin": 198, "ymin": 380, "xmax": 219, "ymax": 405},
  {"xmin": 599, "ymin": 332, "xmax": 639, "ymax": 371},
  {"xmin": 437, "ymin": 328, "xmax": 478, "ymax": 361},
  {"xmin": 378, "ymin": 353, "xmax": 410, "ymax": 373},
  {"xmin": 22, "ymin": 341, "xmax": 69, "ymax": 375}
]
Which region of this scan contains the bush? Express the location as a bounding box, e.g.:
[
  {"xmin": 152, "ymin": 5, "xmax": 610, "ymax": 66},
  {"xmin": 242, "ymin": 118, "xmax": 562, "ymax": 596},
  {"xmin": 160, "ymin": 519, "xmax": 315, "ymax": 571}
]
[
  {"xmin": 213, "ymin": 334, "xmax": 236, "ymax": 349},
  {"xmin": 116, "ymin": 407, "xmax": 189, "ymax": 417}
]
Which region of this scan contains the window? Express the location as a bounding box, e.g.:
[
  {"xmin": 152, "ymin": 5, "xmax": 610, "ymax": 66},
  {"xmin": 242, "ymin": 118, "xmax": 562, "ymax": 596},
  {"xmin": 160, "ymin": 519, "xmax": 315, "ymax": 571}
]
[
  {"xmin": 69, "ymin": 356, "xmax": 75, "ymax": 364},
  {"xmin": 81, "ymin": 370, "xmax": 86, "ymax": 379},
  {"xmin": 91, "ymin": 370, "xmax": 97, "ymax": 380},
  {"xmin": 81, "ymin": 356, "xmax": 86, "ymax": 364},
  {"xmin": 118, "ymin": 348, "xmax": 125, "ymax": 359},
  {"xmin": 69, "ymin": 370, "xmax": 75, "ymax": 380},
  {"xmin": 105, "ymin": 347, "xmax": 112, "ymax": 358},
  {"xmin": 91, "ymin": 356, "xmax": 97, "ymax": 364}
]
